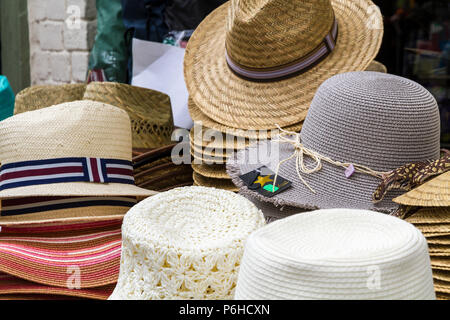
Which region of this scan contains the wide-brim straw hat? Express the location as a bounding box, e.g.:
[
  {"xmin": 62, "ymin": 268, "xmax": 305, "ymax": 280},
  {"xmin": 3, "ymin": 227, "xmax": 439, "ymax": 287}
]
[
  {"xmin": 0, "ymin": 219, "xmax": 122, "ymax": 288},
  {"xmin": 0, "ymin": 273, "xmax": 115, "ymax": 300},
  {"xmin": 192, "ymin": 163, "xmax": 229, "ymax": 179},
  {"xmin": 235, "ymin": 208, "xmax": 436, "ymax": 300},
  {"xmin": 394, "ymin": 171, "xmax": 450, "ymax": 207},
  {"xmin": 227, "ymin": 72, "xmax": 441, "ymax": 214},
  {"xmin": 0, "ymin": 101, "xmax": 155, "ymax": 225},
  {"xmin": 192, "ymin": 172, "xmax": 238, "ymax": 192},
  {"xmin": 184, "ymin": 0, "xmax": 383, "ymax": 130},
  {"xmin": 188, "ymin": 98, "xmax": 304, "ymax": 139},
  {"xmin": 110, "ymin": 186, "xmax": 265, "ymax": 299},
  {"xmin": 14, "ymin": 84, "xmax": 86, "ymax": 115}
]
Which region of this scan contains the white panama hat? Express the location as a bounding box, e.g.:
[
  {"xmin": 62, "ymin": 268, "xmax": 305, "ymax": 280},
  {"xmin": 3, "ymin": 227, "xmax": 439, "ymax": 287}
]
[{"xmin": 235, "ymin": 209, "xmax": 436, "ymax": 300}]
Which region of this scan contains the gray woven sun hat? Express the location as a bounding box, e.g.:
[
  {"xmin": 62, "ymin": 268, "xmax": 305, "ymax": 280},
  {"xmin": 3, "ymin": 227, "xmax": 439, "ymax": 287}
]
[{"xmin": 227, "ymin": 72, "xmax": 442, "ymax": 214}]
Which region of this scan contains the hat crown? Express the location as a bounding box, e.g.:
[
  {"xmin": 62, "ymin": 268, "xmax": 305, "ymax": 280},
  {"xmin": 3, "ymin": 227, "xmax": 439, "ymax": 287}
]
[
  {"xmin": 301, "ymin": 72, "xmax": 441, "ymax": 171},
  {"xmin": 0, "ymin": 101, "xmax": 132, "ymax": 165},
  {"xmin": 225, "ymin": 0, "xmax": 334, "ymax": 69}
]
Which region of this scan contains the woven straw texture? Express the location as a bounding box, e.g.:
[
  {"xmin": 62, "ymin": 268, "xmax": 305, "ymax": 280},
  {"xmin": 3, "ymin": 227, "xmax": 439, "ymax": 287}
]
[
  {"xmin": 83, "ymin": 82, "xmax": 174, "ymax": 149},
  {"xmin": 192, "ymin": 172, "xmax": 238, "ymax": 192},
  {"xmin": 191, "ymin": 146, "xmax": 227, "ymax": 164},
  {"xmin": 14, "ymin": 84, "xmax": 86, "ymax": 115},
  {"xmin": 190, "ymin": 125, "xmax": 250, "ymax": 150},
  {"xmin": 227, "ymin": 72, "xmax": 441, "ymax": 214},
  {"xmin": 185, "ymin": 0, "xmax": 383, "ymax": 129},
  {"xmin": 0, "ymin": 101, "xmax": 155, "ymax": 200},
  {"xmin": 110, "ymin": 186, "xmax": 265, "ymax": 299},
  {"xmin": 235, "ymin": 209, "xmax": 435, "ymax": 300},
  {"xmin": 188, "ymin": 99, "xmax": 303, "ymax": 139},
  {"xmin": 365, "ymin": 60, "xmax": 387, "ymax": 73},
  {"xmin": 0, "ymin": 220, "xmax": 122, "ymax": 288},
  {"xmin": 406, "ymin": 207, "xmax": 450, "ymax": 224},
  {"xmin": 394, "ymin": 172, "xmax": 450, "ymax": 207},
  {"xmin": 192, "ymin": 163, "xmax": 230, "ymax": 179},
  {"xmin": 0, "ymin": 273, "xmax": 115, "ymax": 300}
]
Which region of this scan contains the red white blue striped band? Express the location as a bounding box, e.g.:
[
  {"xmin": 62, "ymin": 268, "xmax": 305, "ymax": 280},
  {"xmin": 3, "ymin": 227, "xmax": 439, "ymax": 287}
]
[
  {"xmin": 1, "ymin": 196, "xmax": 137, "ymax": 216},
  {"xmin": 0, "ymin": 157, "xmax": 135, "ymax": 191},
  {"xmin": 226, "ymin": 18, "xmax": 338, "ymax": 81}
]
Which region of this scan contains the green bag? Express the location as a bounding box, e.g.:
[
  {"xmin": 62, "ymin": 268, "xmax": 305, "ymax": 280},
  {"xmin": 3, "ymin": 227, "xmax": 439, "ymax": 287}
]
[
  {"xmin": 0, "ymin": 76, "xmax": 14, "ymax": 121},
  {"xmin": 88, "ymin": 0, "xmax": 128, "ymax": 83}
]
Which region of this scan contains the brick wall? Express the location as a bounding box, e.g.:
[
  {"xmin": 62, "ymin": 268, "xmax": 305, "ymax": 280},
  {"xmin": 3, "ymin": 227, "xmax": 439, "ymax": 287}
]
[{"xmin": 27, "ymin": 0, "xmax": 97, "ymax": 85}]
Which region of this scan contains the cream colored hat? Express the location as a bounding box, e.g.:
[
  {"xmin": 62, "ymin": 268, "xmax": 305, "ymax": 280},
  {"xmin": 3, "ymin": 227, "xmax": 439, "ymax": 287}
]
[
  {"xmin": 235, "ymin": 209, "xmax": 436, "ymax": 300},
  {"xmin": 109, "ymin": 186, "xmax": 265, "ymax": 300},
  {"xmin": 0, "ymin": 101, "xmax": 156, "ymax": 225},
  {"xmin": 185, "ymin": 0, "xmax": 383, "ymax": 130}
]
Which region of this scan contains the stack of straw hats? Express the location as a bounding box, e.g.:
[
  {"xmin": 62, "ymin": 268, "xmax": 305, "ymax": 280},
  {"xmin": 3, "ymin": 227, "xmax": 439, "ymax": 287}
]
[
  {"xmin": 109, "ymin": 186, "xmax": 265, "ymax": 299},
  {"xmin": 393, "ymin": 170, "xmax": 450, "ymax": 300},
  {"xmin": 184, "ymin": 0, "xmax": 384, "ymax": 191},
  {"xmin": 133, "ymin": 145, "xmax": 194, "ymax": 192},
  {"xmin": 0, "ymin": 101, "xmax": 155, "ymax": 299},
  {"xmin": 235, "ymin": 209, "xmax": 436, "ymax": 300},
  {"xmin": 14, "ymin": 82, "xmax": 175, "ymax": 150}
]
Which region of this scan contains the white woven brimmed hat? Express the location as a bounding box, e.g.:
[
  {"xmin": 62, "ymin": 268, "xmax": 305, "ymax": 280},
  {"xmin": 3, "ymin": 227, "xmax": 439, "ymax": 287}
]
[
  {"xmin": 235, "ymin": 209, "xmax": 436, "ymax": 300},
  {"xmin": 184, "ymin": 0, "xmax": 383, "ymax": 130},
  {"xmin": 0, "ymin": 101, "xmax": 156, "ymax": 225},
  {"xmin": 109, "ymin": 186, "xmax": 265, "ymax": 300},
  {"xmin": 227, "ymin": 72, "xmax": 441, "ymax": 214}
]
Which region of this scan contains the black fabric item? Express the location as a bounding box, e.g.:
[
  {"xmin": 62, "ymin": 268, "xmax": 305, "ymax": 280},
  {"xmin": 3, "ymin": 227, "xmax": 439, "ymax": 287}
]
[{"xmin": 164, "ymin": 0, "xmax": 227, "ymax": 31}]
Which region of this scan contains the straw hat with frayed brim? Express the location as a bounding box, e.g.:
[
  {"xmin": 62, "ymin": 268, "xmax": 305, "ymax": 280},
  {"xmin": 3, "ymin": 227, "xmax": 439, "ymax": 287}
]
[
  {"xmin": 394, "ymin": 171, "xmax": 450, "ymax": 207},
  {"xmin": 184, "ymin": 0, "xmax": 383, "ymax": 130},
  {"xmin": 0, "ymin": 101, "xmax": 156, "ymax": 225},
  {"xmin": 14, "ymin": 84, "xmax": 86, "ymax": 115}
]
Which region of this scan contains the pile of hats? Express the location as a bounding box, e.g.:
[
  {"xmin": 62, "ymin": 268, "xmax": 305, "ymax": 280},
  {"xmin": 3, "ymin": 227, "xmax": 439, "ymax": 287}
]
[
  {"xmin": 0, "ymin": 101, "xmax": 155, "ymax": 299},
  {"xmin": 392, "ymin": 166, "xmax": 450, "ymax": 300},
  {"xmin": 184, "ymin": 0, "xmax": 383, "ymax": 192},
  {"xmin": 133, "ymin": 145, "xmax": 193, "ymax": 192}
]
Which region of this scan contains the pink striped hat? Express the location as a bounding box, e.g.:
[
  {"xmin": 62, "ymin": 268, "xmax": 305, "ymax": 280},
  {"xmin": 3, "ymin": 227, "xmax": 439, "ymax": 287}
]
[{"xmin": 0, "ymin": 101, "xmax": 156, "ymax": 225}]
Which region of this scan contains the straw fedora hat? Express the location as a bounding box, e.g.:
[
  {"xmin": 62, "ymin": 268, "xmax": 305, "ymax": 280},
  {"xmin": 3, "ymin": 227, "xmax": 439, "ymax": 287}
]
[
  {"xmin": 235, "ymin": 208, "xmax": 436, "ymax": 300},
  {"xmin": 227, "ymin": 72, "xmax": 442, "ymax": 214},
  {"xmin": 394, "ymin": 171, "xmax": 450, "ymax": 207},
  {"xmin": 14, "ymin": 84, "xmax": 87, "ymax": 115},
  {"xmin": 184, "ymin": 0, "xmax": 383, "ymax": 130},
  {"xmin": 109, "ymin": 186, "xmax": 265, "ymax": 299},
  {"xmin": 0, "ymin": 101, "xmax": 156, "ymax": 225}
]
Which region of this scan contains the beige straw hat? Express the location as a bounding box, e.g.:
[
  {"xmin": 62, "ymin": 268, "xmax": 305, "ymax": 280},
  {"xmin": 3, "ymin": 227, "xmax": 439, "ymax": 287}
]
[
  {"xmin": 14, "ymin": 84, "xmax": 86, "ymax": 115},
  {"xmin": 365, "ymin": 60, "xmax": 387, "ymax": 73},
  {"xmin": 406, "ymin": 207, "xmax": 450, "ymax": 224},
  {"xmin": 192, "ymin": 163, "xmax": 230, "ymax": 179},
  {"xmin": 83, "ymin": 82, "xmax": 174, "ymax": 149},
  {"xmin": 0, "ymin": 101, "xmax": 156, "ymax": 225},
  {"xmin": 192, "ymin": 172, "xmax": 238, "ymax": 192},
  {"xmin": 184, "ymin": 0, "xmax": 383, "ymax": 130},
  {"xmin": 188, "ymin": 99, "xmax": 304, "ymax": 139},
  {"xmin": 394, "ymin": 171, "xmax": 450, "ymax": 207},
  {"xmin": 189, "ymin": 125, "xmax": 250, "ymax": 150}
]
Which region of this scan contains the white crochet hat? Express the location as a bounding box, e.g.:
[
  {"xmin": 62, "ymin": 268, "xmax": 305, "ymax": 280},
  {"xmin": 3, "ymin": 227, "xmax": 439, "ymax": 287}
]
[
  {"xmin": 110, "ymin": 186, "xmax": 265, "ymax": 300},
  {"xmin": 235, "ymin": 209, "xmax": 436, "ymax": 300}
]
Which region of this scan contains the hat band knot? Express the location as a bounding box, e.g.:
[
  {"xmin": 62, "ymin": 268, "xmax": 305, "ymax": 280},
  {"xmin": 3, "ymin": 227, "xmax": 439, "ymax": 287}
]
[
  {"xmin": 225, "ymin": 18, "xmax": 338, "ymax": 81},
  {"xmin": 0, "ymin": 157, "xmax": 135, "ymax": 191},
  {"xmin": 272, "ymin": 126, "xmax": 388, "ymax": 194}
]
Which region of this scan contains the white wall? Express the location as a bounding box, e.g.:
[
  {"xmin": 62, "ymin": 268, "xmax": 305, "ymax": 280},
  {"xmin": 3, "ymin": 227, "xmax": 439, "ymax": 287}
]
[{"xmin": 27, "ymin": 0, "xmax": 97, "ymax": 85}]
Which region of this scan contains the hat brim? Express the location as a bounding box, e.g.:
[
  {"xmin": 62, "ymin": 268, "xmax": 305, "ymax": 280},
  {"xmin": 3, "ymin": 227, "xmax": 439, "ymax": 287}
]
[
  {"xmin": 193, "ymin": 172, "xmax": 238, "ymax": 192},
  {"xmin": 192, "ymin": 163, "xmax": 230, "ymax": 179},
  {"xmin": 184, "ymin": 0, "xmax": 383, "ymax": 129},
  {"xmin": 227, "ymin": 140, "xmax": 401, "ymax": 214}
]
